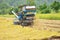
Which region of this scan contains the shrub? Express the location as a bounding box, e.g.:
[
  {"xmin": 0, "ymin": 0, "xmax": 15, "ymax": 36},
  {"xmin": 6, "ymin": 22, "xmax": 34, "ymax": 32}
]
[
  {"xmin": 50, "ymin": 1, "xmax": 60, "ymax": 13},
  {"xmin": 41, "ymin": 8, "xmax": 51, "ymax": 13},
  {"xmin": 38, "ymin": 3, "xmax": 51, "ymax": 13}
]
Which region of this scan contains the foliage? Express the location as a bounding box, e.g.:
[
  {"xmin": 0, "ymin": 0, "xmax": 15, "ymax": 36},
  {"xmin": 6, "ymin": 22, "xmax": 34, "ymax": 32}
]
[
  {"xmin": 13, "ymin": 8, "xmax": 19, "ymax": 13},
  {"xmin": 27, "ymin": 0, "xmax": 35, "ymax": 5},
  {"xmin": 38, "ymin": 3, "xmax": 51, "ymax": 13},
  {"xmin": 0, "ymin": 3, "xmax": 9, "ymax": 9},
  {"xmin": 9, "ymin": 8, "xmax": 14, "ymax": 15},
  {"xmin": 0, "ymin": 0, "xmax": 60, "ymax": 15},
  {"xmin": 0, "ymin": 3, "xmax": 10, "ymax": 15},
  {"xmin": 50, "ymin": 1, "xmax": 60, "ymax": 12},
  {"xmin": 9, "ymin": 7, "xmax": 20, "ymax": 15},
  {"xmin": 41, "ymin": 8, "xmax": 51, "ymax": 13},
  {"xmin": 39, "ymin": 3, "xmax": 47, "ymax": 11}
]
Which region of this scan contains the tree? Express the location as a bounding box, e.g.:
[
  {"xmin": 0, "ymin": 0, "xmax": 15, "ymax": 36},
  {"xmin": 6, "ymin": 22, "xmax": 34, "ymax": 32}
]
[
  {"xmin": 50, "ymin": 1, "xmax": 60, "ymax": 12},
  {"xmin": 0, "ymin": 3, "xmax": 9, "ymax": 9},
  {"xmin": 0, "ymin": 3, "xmax": 10, "ymax": 15},
  {"xmin": 9, "ymin": 8, "xmax": 14, "ymax": 15},
  {"xmin": 39, "ymin": 3, "xmax": 47, "ymax": 11},
  {"xmin": 27, "ymin": 0, "xmax": 35, "ymax": 6},
  {"xmin": 38, "ymin": 3, "xmax": 51, "ymax": 13}
]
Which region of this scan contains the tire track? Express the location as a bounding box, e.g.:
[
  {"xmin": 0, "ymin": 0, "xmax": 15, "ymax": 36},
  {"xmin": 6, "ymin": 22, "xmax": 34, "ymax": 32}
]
[{"xmin": 33, "ymin": 19, "xmax": 60, "ymax": 31}]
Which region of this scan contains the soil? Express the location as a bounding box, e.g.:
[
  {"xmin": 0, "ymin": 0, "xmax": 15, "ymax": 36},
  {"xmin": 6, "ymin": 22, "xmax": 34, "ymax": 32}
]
[{"xmin": 33, "ymin": 19, "xmax": 60, "ymax": 31}]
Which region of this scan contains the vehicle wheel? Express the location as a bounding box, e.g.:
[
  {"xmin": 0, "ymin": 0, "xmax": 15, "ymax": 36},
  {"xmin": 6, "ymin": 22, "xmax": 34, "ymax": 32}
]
[
  {"xmin": 14, "ymin": 21, "xmax": 21, "ymax": 25},
  {"xmin": 21, "ymin": 22, "xmax": 28, "ymax": 26},
  {"xmin": 14, "ymin": 21, "xmax": 19, "ymax": 25}
]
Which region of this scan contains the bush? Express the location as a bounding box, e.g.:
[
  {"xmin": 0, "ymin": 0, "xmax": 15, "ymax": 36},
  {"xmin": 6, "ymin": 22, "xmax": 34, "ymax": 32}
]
[
  {"xmin": 39, "ymin": 3, "xmax": 47, "ymax": 11},
  {"xmin": 41, "ymin": 8, "xmax": 51, "ymax": 13},
  {"xmin": 9, "ymin": 8, "xmax": 14, "ymax": 15},
  {"xmin": 0, "ymin": 9, "xmax": 7, "ymax": 15},
  {"xmin": 50, "ymin": 1, "xmax": 60, "ymax": 13},
  {"xmin": 38, "ymin": 3, "xmax": 51, "ymax": 13}
]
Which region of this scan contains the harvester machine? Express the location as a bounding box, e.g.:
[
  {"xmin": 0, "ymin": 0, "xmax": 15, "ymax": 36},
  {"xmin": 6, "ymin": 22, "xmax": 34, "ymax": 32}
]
[{"xmin": 12, "ymin": 5, "xmax": 36, "ymax": 26}]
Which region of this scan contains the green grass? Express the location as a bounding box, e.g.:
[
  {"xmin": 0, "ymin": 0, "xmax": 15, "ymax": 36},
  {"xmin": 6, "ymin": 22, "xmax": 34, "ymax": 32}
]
[
  {"xmin": 0, "ymin": 13, "xmax": 60, "ymax": 20},
  {"xmin": 0, "ymin": 14, "xmax": 14, "ymax": 18},
  {"xmin": 36, "ymin": 13, "xmax": 60, "ymax": 20}
]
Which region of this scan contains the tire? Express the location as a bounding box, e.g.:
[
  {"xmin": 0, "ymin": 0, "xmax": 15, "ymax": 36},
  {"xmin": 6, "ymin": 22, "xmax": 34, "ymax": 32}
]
[
  {"xmin": 14, "ymin": 21, "xmax": 19, "ymax": 25},
  {"xmin": 14, "ymin": 21, "xmax": 21, "ymax": 25},
  {"xmin": 21, "ymin": 22, "xmax": 28, "ymax": 26}
]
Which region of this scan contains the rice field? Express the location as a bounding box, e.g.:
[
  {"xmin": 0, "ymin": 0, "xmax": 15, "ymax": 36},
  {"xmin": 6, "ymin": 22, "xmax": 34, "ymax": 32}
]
[
  {"xmin": 36, "ymin": 13, "xmax": 60, "ymax": 20},
  {"xmin": 0, "ymin": 15, "xmax": 60, "ymax": 40}
]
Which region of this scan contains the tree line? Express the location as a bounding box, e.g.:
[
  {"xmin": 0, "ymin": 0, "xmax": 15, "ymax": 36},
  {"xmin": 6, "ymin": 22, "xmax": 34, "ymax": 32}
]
[
  {"xmin": 38, "ymin": 1, "xmax": 60, "ymax": 13},
  {"xmin": 0, "ymin": 1, "xmax": 60, "ymax": 15}
]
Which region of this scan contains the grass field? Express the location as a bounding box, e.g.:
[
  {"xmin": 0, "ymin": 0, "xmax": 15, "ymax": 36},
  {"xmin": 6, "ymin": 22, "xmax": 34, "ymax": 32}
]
[
  {"xmin": 0, "ymin": 15, "xmax": 14, "ymax": 18},
  {"xmin": 0, "ymin": 13, "xmax": 60, "ymax": 20},
  {"xmin": 0, "ymin": 14, "xmax": 60, "ymax": 40},
  {"xmin": 36, "ymin": 13, "xmax": 60, "ymax": 20},
  {"xmin": 0, "ymin": 17, "xmax": 60, "ymax": 40}
]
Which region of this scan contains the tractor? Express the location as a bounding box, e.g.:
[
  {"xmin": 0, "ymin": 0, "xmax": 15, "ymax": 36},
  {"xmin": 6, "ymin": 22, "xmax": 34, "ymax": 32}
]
[{"xmin": 12, "ymin": 5, "xmax": 36, "ymax": 26}]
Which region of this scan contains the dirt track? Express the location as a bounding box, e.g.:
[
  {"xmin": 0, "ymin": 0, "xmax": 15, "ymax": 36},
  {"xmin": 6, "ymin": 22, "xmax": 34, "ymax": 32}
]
[{"xmin": 33, "ymin": 19, "xmax": 60, "ymax": 31}]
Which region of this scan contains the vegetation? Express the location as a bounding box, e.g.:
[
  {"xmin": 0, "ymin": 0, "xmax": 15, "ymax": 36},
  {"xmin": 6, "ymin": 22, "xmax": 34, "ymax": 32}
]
[
  {"xmin": 38, "ymin": 3, "xmax": 51, "ymax": 13},
  {"xmin": 0, "ymin": 0, "xmax": 60, "ymax": 40},
  {"xmin": 36, "ymin": 13, "xmax": 60, "ymax": 20},
  {"xmin": 27, "ymin": 0, "xmax": 35, "ymax": 5},
  {"xmin": 0, "ymin": 16, "xmax": 60, "ymax": 40},
  {"xmin": 0, "ymin": 0, "xmax": 60, "ymax": 20},
  {"xmin": 0, "ymin": 0, "xmax": 60, "ymax": 14},
  {"xmin": 0, "ymin": 13, "xmax": 60, "ymax": 20},
  {"xmin": 50, "ymin": 1, "xmax": 60, "ymax": 13},
  {"xmin": 38, "ymin": 1, "xmax": 60, "ymax": 13}
]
